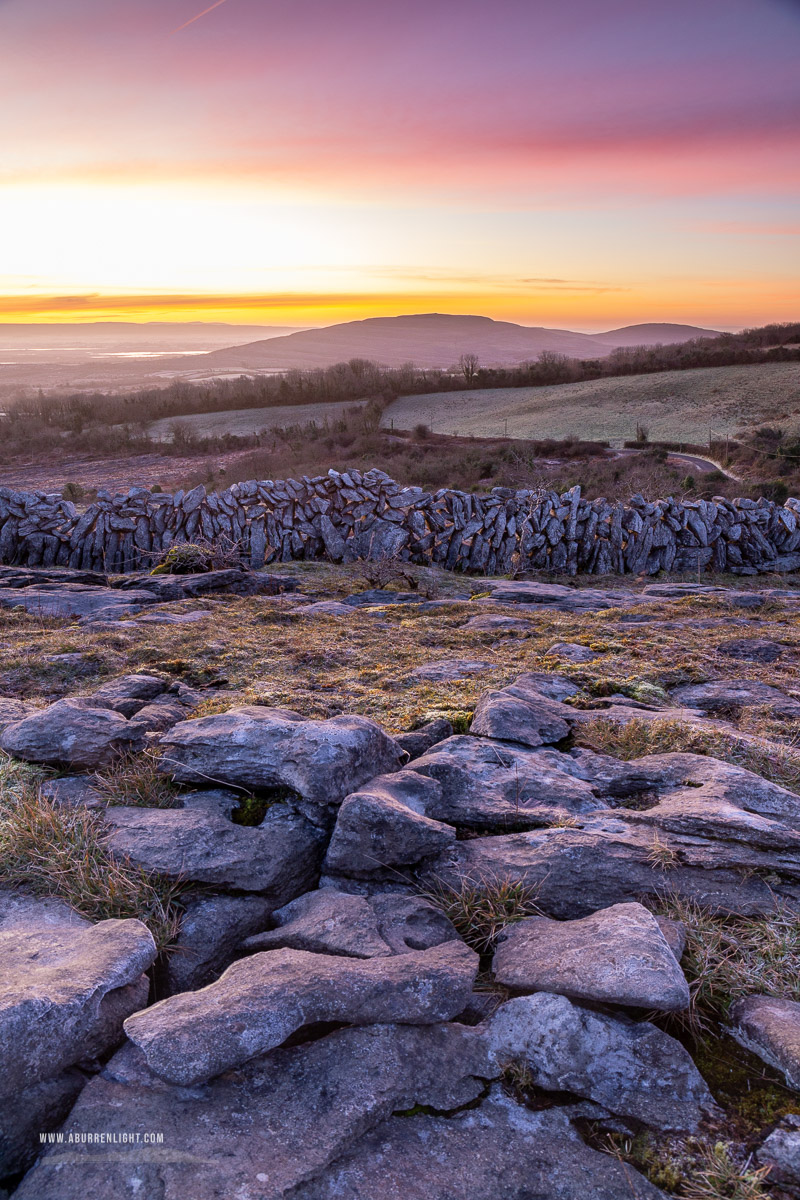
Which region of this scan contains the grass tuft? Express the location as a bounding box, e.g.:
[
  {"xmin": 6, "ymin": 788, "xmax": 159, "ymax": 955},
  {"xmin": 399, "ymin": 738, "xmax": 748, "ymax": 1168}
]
[
  {"xmin": 91, "ymin": 750, "xmax": 181, "ymax": 809},
  {"xmin": 655, "ymin": 895, "xmax": 800, "ymax": 1022},
  {"xmin": 680, "ymin": 1142, "xmax": 771, "ymax": 1199},
  {"xmin": 421, "ymin": 872, "xmax": 541, "ymax": 954},
  {"xmin": 0, "ymin": 754, "xmax": 184, "ymax": 949}
]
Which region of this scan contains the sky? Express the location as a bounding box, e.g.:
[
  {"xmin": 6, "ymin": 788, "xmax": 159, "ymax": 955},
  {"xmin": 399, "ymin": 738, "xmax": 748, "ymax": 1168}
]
[{"xmin": 0, "ymin": 0, "xmax": 798, "ymax": 330}]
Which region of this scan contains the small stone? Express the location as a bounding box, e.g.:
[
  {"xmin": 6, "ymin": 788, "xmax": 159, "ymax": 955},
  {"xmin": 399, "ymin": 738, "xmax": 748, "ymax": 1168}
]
[
  {"xmin": 728, "ymin": 995, "xmax": 800, "ymax": 1090},
  {"xmin": 546, "ymin": 642, "xmax": 600, "ymax": 662},
  {"xmin": 757, "ymin": 1114, "xmax": 800, "ymax": 1188}
]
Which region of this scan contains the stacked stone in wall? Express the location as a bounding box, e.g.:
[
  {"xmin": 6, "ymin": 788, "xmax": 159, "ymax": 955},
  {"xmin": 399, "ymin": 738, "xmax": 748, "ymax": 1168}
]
[{"xmin": 1, "ymin": 470, "xmax": 799, "ymax": 577}]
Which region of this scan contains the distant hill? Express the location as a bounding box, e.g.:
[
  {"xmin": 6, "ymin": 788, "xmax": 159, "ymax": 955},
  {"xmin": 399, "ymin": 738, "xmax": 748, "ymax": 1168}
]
[
  {"xmin": 592, "ymin": 323, "xmax": 721, "ymax": 348},
  {"xmin": 199, "ymin": 313, "xmax": 723, "ymax": 371}
]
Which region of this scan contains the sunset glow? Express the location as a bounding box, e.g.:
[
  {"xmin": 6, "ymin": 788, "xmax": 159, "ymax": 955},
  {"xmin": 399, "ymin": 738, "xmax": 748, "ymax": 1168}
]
[{"xmin": 1, "ymin": 0, "xmax": 798, "ymax": 329}]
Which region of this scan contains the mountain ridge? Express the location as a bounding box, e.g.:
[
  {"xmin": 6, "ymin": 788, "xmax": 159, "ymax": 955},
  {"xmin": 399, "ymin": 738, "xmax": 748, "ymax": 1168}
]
[{"xmin": 198, "ymin": 313, "xmax": 722, "ymax": 371}]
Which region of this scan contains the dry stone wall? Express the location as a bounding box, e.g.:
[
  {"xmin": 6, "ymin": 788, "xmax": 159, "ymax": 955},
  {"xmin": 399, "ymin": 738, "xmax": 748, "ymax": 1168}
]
[{"xmin": 2, "ymin": 468, "xmax": 800, "ymax": 577}]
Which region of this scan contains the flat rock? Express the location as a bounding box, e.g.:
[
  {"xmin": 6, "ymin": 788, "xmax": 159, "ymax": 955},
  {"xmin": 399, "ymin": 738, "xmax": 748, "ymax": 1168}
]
[
  {"xmin": 125, "ymin": 609, "xmax": 210, "ymax": 625},
  {"xmin": 324, "ymin": 770, "xmax": 456, "ymax": 876},
  {"xmin": 104, "ymin": 803, "xmax": 324, "ymax": 898},
  {"xmin": 546, "ymin": 641, "xmax": 600, "ymax": 662},
  {"xmin": 0, "ymin": 917, "xmax": 156, "ymax": 1099},
  {"xmin": 486, "ymin": 992, "xmax": 714, "ymax": 1131},
  {"xmin": 671, "ymin": 679, "xmax": 800, "ymax": 717},
  {"xmin": 159, "ymin": 705, "xmax": 405, "ymax": 822},
  {"xmin": 0, "ymin": 698, "xmax": 145, "ymax": 769},
  {"xmin": 412, "ymin": 735, "xmax": 602, "ymax": 830},
  {"xmin": 299, "ymin": 600, "xmax": 356, "ymax": 616},
  {"xmin": 0, "ymin": 584, "xmax": 159, "ymax": 619},
  {"xmin": 728, "ymin": 995, "xmax": 800, "ymax": 1090},
  {"xmin": 470, "ymin": 675, "xmax": 574, "ymax": 747},
  {"xmin": 165, "ymin": 893, "xmax": 274, "ymax": 994},
  {"xmin": 411, "ymin": 658, "xmax": 495, "ymax": 682},
  {"xmin": 485, "ymin": 580, "xmax": 635, "ymax": 612},
  {"xmin": 342, "ymin": 589, "xmax": 419, "ymax": 607},
  {"xmin": 493, "ymin": 902, "xmax": 690, "ymax": 1010},
  {"xmin": 40, "ymin": 775, "xmax": 106, "ymax": 810},
  {"xmin": 13, "ymin": 1022, "xmax": 494, "ymax": 1200},
  {"xmin": 291, "ymin": 1089, "xmax": 668, "ymax": 1200},
  {"xmin": 0, "ymin": 889, "xmax": 89, "ymax": 933},
  {"xmin": 464, "ymin": 614, "xmax": 533, "ymax": 633},
  {"xmin": 717, "ymin": 637, "xmax": 784, "ymax": 663},
  {"xmin": 425, "ymin": 822, "xmax": 789, "ymax": 918},
  {"xmin": 124, "ymin": 941, "xmax": 479, "ymax": 1085}
]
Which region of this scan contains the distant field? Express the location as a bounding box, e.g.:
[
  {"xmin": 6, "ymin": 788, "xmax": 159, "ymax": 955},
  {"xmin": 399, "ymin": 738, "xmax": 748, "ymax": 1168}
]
[
  {"xmin": 147, "ymin": 399, "xmax": 368, "ymax": 442},
  {"xmin": 383, "ymin": 363, "xmax": 800, "ymax": 444}
]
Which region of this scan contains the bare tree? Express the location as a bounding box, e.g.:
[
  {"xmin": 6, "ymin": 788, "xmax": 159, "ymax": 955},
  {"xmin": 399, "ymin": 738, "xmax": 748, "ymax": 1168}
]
[{"xmin": 459, "ymin": 352, "xmax": 479, "ymax": 383}]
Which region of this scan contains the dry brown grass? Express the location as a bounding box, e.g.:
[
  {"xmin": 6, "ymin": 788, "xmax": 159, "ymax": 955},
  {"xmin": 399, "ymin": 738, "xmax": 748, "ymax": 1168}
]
[
  {"xmin": 0, "ymin": 754, "xmax": 184, "ymax": 948},
  {"xmin": 578, "ymin": 716, "xmax": 800, "ymax": 795}
]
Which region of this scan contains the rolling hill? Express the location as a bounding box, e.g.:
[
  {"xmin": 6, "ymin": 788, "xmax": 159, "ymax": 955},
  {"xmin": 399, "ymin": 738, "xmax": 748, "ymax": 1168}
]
[
  {"xmin": 383, "ymin": 361, "xmax": 800, "ymax": 445},
  {"xmin": 197, "ymin": 313, "xmax": 721, "ymax": 371},
  {"xmin": 592, "ymin": 323, "xmax": 720, "ymax": 348}
]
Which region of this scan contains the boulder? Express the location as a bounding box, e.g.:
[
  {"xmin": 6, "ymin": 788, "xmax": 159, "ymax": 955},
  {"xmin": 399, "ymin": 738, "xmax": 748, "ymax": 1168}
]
[
  {"xmin": 470, "ymin": 677, "xmax": 573, "ymax": 747},
  {"xmin": 165, "ymin": 893, "xmax": 274, "ymax": 994},
  {"xmin": 242, "ymin": 890, "xmax": 459, "ymax": 959},
  {"xmin": 289, "ymin": 1089, "xmax": 668, "ymax": 1200},
  {"xmin": 104, "ymin": 803, "xmax": 324, "ymax": 899},
  {"xmin": 412, "ymin": 735, "xmax": 602, "ymax": 830},
  {"xmin": 124, "ymin": 941, "xmax": 479, "ymax": 1085},
  {"xmin": 486, "ymin": 993, "xmax": 714, "ymax": 1131},
  {"xmin": 493, "ymin": 902, "xmax": 690, "ymax": 1010},
  {"xmin": 13, "ymin": 1022, "xmax": 494, "ymax": 1200},
  {"xmin": 159, "ymin": 706, "xmax": 405, "ymax": 822},
  {"xmin": 88, "ymin": 674, "xmax": 167, "ymax": 716},
  {"xmin": 0, "ymin": 917, "xmax": 156, "ymax": 1099},
  {"xmin": 728, "ymin": 995, "xmax": 800, "ymax": 1090},
  {"xmin": 324, "ymin": 771, "xmax": 456, "ymax": 876},
  {"xmin": 0, "ymin": 698, "xmax": 145, "ymax": 769}
]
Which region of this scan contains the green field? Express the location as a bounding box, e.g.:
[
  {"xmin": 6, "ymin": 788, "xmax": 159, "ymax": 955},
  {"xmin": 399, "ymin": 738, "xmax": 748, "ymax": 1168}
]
[
  {"xmin": 383, "ymin": 362, "xmax": 800, "ymax": 445},
  {"xmin": 147, "ymin": 399, "xmax": 368, "ymax": 442}
]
